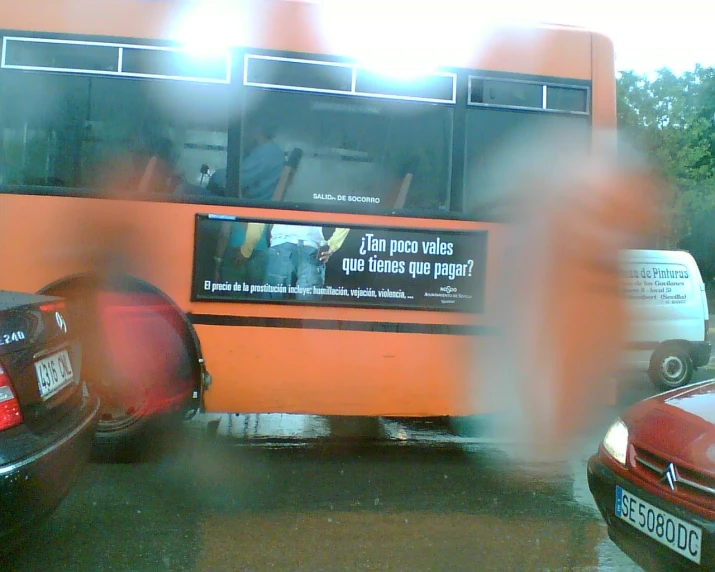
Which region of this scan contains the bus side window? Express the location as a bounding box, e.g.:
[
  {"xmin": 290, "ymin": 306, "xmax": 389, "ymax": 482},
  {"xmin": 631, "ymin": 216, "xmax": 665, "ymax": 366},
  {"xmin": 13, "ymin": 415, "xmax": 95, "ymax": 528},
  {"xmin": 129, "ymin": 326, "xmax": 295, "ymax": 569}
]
[
  {"xmin": 0, "ymin": 70, "xmax": 229, "ymax": 194},
  {"xmin": 463, "ymin": 107, "xmax": 590, "ymax": 219},
  {"xmin": 272, "ymin": 147, "xmax": 305, "ymax": 201},
  {"xmin": 240, "ymin": 89, "xmax": 452, "ymax": 213}
]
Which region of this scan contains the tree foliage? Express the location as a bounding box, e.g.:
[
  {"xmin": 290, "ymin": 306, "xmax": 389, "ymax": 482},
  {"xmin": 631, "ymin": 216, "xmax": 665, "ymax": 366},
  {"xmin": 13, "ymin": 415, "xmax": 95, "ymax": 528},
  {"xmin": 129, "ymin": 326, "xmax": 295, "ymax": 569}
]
[{"xmin": 617, "ymin": 65, "xmax": 715, "ymax": 279}]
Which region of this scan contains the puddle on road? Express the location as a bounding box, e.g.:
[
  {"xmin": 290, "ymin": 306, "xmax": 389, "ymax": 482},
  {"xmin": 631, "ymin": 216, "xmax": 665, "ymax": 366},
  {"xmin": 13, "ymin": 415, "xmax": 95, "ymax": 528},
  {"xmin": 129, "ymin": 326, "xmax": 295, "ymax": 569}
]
[
  {"xmin": 178, "ymin": 379, "xmax": 672, "ymax": 572},
  {"xmin": 200, "ymin": 413, "xmax": 390, "ymax": 441}
]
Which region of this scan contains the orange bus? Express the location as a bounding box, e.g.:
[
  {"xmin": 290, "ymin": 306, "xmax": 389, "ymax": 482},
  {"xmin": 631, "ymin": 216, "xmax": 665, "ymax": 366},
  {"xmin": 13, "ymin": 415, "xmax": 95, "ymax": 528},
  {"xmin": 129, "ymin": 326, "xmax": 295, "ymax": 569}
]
[{"xmin": 0, "ymin": 0, "xmax": 617, "ymax": 458}]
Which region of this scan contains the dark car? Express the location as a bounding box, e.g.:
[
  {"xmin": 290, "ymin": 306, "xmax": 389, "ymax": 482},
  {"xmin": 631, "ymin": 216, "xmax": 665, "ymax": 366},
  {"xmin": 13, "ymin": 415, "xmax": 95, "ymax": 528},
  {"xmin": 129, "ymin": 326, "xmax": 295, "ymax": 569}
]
[
  {"xmin": 588, "ymin": 379, "xmax": 715, "ymax": 571},
  {"xmin": 0, "ymin": 291, "xmax": 100, "ymax": 552}
]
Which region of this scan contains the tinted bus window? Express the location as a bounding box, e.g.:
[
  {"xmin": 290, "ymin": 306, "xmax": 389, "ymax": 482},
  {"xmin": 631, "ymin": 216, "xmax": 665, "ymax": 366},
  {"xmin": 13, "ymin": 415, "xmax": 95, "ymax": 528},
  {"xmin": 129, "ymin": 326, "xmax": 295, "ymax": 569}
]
[
  {"xmin": 121, "ymin": 47, "xmax": 229, "ymax": 82},
  {"xmin": 546, "ymin": 85, "xmax": 589, "ymax": 113},
  {"xmin": 463, "ymin": 108, "xmax": 590, "ymax": 217},
  {"xmin": 237, "ymin": 89, "xmax": 453, "ymax": 212},
  {"xmin": 470, "ymin": 78, "xmax": 544, "ymax": 109},
  {"xmin": 3, "ymin": 38, "xmax": 120, "ymax": 73},
  {"xmin": 245, "ymin": 56, "xmax": 354, "ymax": 93},
  {"xmin": 0, "ymin": 70, "xmax": 229, "ymax": 192},
  {"xmin": 353, "ymin": 69, "xmax": 455, "ymax": 102}
]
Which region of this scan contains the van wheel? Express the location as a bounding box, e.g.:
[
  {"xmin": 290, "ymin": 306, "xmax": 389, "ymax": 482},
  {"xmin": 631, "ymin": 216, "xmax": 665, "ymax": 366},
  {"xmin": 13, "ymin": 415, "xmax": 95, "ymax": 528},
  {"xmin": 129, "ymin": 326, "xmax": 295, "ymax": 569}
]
[{"xmin": 648, "ymin": 344, "xmax": 693, "ymax": 391}]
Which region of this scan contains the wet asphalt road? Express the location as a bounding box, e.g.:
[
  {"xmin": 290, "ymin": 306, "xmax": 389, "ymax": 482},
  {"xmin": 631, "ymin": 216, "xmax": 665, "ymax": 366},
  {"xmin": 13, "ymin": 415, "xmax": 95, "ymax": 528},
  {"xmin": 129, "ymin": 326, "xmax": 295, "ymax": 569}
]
[{"xmin": 3, "ymin": 372, "xmax": 712, "ymax": 572}]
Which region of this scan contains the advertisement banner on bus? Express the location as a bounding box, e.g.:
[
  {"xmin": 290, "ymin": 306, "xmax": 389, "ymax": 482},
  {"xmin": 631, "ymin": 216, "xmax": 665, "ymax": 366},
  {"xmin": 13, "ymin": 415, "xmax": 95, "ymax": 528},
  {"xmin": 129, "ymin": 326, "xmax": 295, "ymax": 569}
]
[{"xmin": 191, "ymin": 214, "xmax": 487, "ymax": 312}]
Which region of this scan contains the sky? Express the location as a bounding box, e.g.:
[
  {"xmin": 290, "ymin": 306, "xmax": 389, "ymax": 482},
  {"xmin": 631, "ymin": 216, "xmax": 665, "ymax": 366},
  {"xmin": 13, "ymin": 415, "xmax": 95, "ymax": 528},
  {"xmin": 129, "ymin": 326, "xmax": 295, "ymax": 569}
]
[
  {"xmin": 335, "ymin": 0, "xmax": 715, "ymax": 77},
  {"xmin": 507, "ymin": 0, "xmax": 715, "ymax": 76},
  {"xmin": 177, "ymin": 1, "xmax": 714, "ymax": 77}
]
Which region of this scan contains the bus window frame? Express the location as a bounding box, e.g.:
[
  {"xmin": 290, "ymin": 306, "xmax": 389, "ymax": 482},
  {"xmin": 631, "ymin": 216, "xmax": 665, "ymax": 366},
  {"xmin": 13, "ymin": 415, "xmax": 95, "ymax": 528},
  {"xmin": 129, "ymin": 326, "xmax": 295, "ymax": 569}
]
[
  {"xmin": 1, "ymin": 35, "xmax": 232, "ymax": 84},
  {"xmin": 0, "ymin": 32, "xmax": 594, "ymax": 223},
  {"xmin": 242, "ymin": 53, "xmax": 458, "ymax": 105},
  {"xmin": 467, "ymin": 74, "xmax": 591, "ymax": 115}
]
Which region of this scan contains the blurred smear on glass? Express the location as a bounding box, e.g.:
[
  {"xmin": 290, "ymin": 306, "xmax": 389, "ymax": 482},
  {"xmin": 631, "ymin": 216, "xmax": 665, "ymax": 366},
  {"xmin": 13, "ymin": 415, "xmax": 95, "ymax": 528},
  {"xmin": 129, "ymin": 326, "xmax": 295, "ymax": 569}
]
[
  {"xmin": 469, "ymin": 122, "xmax": 667, "ymax": 463},
  {"xmin": 96, "ymin": 290, "xmax": 194, "ymax": 420},
  {"xmin": 50, "ymin": 146, "xmax": 197, "ymax": 428}
]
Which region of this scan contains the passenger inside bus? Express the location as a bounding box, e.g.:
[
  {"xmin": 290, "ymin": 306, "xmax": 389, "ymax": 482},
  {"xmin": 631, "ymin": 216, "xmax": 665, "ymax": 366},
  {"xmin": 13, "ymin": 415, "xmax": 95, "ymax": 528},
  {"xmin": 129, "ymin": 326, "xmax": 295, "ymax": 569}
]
[
  {"xmin": 195, "ymin": 119, "xmax": 286, "ymax": 200},
  {"xmin": 236, "ymin": 90, "xmax": 451, "ymax": 211},
  {"xmin": 237, "ymin": 119, "xmax": 285, "ymax": 200},
  {"xmin": 135, "ymin": 133, "xmax": 183, "ymax": 194},
  {"xmin": 210, "ymin": 118, "xmax": 290, "ymax": 283}
]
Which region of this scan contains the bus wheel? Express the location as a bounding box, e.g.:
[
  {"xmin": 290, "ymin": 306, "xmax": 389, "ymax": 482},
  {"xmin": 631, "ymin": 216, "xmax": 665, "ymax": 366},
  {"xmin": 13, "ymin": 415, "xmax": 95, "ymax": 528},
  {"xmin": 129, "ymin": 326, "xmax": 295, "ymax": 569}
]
[
  {"xmin": 91, "ymin": 303, "xmax": 194, "ymax": 462},
  {"xmin": 648, "ymin": 343, "xmax": 693, "ymax": 392},
  {"xmin": 40, "ymin": 277, "xmax": 200, "ymax": 462}
]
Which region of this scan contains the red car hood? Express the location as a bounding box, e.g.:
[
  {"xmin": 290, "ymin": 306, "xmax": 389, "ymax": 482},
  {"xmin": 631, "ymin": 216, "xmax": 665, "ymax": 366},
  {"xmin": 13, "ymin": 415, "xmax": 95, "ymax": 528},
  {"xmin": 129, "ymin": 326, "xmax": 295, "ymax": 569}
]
[{"xmin": 624, "ymin": 380, "xmax": 715, "ymax": 474}]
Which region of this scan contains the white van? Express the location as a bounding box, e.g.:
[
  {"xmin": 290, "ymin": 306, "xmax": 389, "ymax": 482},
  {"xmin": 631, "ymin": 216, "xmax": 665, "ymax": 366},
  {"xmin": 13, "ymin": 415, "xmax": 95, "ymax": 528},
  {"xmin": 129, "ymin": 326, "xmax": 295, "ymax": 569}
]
[{"xmin": 621, "ymin": 249, "xmax": 712, "ymax": 390}]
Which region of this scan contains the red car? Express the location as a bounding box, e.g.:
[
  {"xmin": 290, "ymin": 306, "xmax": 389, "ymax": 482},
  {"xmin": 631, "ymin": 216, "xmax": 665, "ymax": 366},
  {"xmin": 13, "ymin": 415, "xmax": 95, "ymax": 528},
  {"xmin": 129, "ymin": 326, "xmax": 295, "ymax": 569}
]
[{"xmin": 588, "ymin": 379, "xmax": 715, "ymax": 571}]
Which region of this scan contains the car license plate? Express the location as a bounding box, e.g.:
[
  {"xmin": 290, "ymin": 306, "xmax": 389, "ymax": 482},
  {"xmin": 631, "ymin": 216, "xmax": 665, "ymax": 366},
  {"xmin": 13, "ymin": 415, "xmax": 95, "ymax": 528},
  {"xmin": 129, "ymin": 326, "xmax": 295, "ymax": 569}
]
[
  {"xmin": 615, "ymin": 486, "xmax": 702, "ymax": 564},
  {"xmin": 35, "ymin": 350, "xmax": 74, "ymax": 398}
]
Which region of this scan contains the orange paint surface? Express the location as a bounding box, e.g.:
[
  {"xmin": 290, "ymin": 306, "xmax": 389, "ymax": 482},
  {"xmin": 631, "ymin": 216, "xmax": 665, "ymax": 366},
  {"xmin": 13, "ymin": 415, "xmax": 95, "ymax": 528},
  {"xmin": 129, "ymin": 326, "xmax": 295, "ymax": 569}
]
[
  {"xmin": 0, "ymin": 1, "xmax": 625, "ymax": 418},
  {"xmin": 198, "ymin": 326, "xmax": 474, "ymax": 416},
  {"xmin": 590, "ymin": 33, "xmax": 618, "ymax": 131},
  {"xmin": 479, "ymin": 127, "xmax": 666, "ymax": 456},
  {"xmin": 0, "ymin": 193, "xmax": 486, "ymax": 416}
]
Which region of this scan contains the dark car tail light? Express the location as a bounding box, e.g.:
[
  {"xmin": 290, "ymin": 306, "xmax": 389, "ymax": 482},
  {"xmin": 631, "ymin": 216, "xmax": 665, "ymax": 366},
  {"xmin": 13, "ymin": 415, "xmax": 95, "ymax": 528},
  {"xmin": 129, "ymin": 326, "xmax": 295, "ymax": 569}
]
[
  {"xmin": 0, "ymin": 364, "xmax": 23, "ymax": 430},
  {"xmin": 38, "ymin": 300, "xmax": 66, "ymax": 314}
]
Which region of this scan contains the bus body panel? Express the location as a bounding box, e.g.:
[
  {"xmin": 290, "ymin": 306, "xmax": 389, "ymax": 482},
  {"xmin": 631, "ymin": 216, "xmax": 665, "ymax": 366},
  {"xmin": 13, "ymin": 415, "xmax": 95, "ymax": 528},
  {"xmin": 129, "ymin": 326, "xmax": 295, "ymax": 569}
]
[
  {"xmin": 0, "ymin": 193, "xmax": 492, "ymax": 416},
  {"xmin": 590, "ymin": 32, "xmax": 617, "ymax": 133},
  {"xmin": 0, "ymin": 1, "xmax": 618, "ymax": 417},
  {"xmin": 0, "ymin": 193, "xmax": 488, "ymax": 323},
  {"xmin": 197, "ymin": 325, "xmax": 477, "ymax": 416},
  {"xmin": 0, "ymin": 0, "xmax": 594, "ymax": 80}
]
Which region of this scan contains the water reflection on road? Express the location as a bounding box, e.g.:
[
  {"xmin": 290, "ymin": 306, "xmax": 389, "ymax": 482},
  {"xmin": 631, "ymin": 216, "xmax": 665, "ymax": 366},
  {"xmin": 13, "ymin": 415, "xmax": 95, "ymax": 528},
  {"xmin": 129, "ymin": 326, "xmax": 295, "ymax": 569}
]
[{"xmin": 3, "ymin": 373, "xmax": 689, "ymax": 572}]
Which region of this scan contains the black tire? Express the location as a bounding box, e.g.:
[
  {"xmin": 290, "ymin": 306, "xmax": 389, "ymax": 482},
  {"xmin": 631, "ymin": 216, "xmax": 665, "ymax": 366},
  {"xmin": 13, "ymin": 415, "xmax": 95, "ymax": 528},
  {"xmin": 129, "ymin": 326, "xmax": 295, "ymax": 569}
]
[
  {"xmin": 648, "ymin": 343, "xmax": 694, "ymax": 392},
  {"xmin": 89, "ymin": 307, "xmax": 193, "ymax": 463}
]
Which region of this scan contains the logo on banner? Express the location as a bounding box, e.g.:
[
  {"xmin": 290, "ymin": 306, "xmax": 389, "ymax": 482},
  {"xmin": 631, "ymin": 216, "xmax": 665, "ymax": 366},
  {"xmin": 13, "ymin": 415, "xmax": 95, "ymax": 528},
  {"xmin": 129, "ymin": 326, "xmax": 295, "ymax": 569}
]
[{"xmin": 55, "ymin": 312, "xmax": 67, "ymax": 333}]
